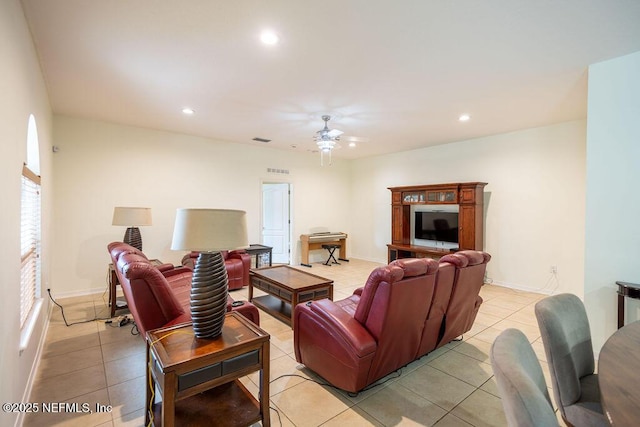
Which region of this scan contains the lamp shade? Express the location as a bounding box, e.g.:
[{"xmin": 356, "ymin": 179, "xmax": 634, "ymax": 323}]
[
  {"xmin": 112, "ymin": 207, "xmax": 152, "ymax": 226},
  {"xmin": 171, "ymin": 208, "xmax": 248, "ymax": 252}
]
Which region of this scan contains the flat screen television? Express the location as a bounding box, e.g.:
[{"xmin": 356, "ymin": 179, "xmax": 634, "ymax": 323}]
[{"xmin": 414, "ymin": 211, "xmax": 459, "ymax": 244}]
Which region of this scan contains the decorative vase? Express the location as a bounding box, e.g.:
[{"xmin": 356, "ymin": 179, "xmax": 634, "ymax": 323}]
[
  {"xmin": 123, "ymin": 227, "xmax": 142, "ymax": 251},
  {"xmin": 190, "ymin": 251, "xmax": 228, "ymax": 338}
]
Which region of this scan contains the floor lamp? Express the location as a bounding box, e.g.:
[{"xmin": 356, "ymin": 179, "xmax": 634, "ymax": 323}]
[
  {"xmin": 171, "ymin": 208, "xmax": 248, "ymax": 338},
  {"xmin": 112, "ymin": 207, "xmax": 152, "ymax": 251}
]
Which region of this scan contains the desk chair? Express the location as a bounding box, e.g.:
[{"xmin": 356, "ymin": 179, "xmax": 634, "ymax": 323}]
[
  {"xmin": 491, "ymin": 328, "xmax": 559, "ymax": 427},
  {"xmin": 535, "ymin": 294, "xmax": 607, "ymax": 427},
  {"xmin": 322, "ymin": 244, "xmax": 341, "ymax": 266}
]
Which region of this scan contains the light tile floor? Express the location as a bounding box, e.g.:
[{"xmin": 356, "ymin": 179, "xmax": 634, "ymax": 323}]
[{"xmin": 24, "ymin": 258, "xmax": 564, "ymax": 426}]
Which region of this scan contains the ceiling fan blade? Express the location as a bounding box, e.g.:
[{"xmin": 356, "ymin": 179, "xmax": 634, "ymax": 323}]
[{"xmin": 327, "ymin": 129, "xmax": 343, "ymax": 137}]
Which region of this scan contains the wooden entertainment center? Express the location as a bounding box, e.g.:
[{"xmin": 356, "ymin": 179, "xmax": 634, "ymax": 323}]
[{"xmin": 387, "ymin": 182, "xmax": 487, "ymax": 262}]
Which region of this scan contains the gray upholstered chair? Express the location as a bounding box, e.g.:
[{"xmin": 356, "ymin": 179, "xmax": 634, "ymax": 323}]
[
  {"xmin": 535, "ymin": 294, "xmax": 607, "ymax": 427},
  {"xmin": 490, "ymin": 328, "xmax": 559, "ymax": 427}
]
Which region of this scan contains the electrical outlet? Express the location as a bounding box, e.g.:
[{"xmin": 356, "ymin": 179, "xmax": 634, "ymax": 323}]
[{"xmin": 550, "ymin": 265, "xmax": 557, "ymax": 274}]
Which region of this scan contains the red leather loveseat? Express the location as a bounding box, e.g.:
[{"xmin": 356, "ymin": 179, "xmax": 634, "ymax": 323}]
[
  {"xmin": 181, "ymin": 250, "xmax": 251, "ymax": 290},
  {"xmin": 108, "ymin": 242, "xmax": 259, "ymax": 336},
  {"xmin": 294, "ymin": 251, "xmax": 490, "ymax": 393}
]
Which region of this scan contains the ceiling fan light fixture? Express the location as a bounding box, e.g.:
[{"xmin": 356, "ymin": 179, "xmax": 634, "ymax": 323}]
[
  {"xmin": 313, "ymin": 115, "xmax": 342, "ymax": 165},
  {"xmin": 317, "ymin": 140, "xmax": 335, "ymax": 152}
]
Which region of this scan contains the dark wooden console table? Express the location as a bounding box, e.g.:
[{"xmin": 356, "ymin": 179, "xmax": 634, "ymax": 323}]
[
  {"xmin": 616, "ymin": 281, "xmax": 640, "ymax": 329},
  {"xmin": 245, "ymin": 244, "xmax": 273, "ymax": 268}
]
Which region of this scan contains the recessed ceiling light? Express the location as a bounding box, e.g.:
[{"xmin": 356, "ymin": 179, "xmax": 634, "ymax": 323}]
[
  {"xmin": 348, "ymin": 142, "xmax": 356, "ymax": 148},
  {"xmin": 260, "ymin": 30, "xmax": 279, "ymax": 45},
  {"xmin": 182, "ymin": 108, "xmax": 195, "ymax": 115},
  {"xmin": 459, "ymin": 114, "xmax": 471, "ymax": 122}
]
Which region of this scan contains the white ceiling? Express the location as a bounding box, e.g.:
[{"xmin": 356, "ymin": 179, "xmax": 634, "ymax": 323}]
[{"xmin": 21, "ymin": 0, "xmax": 640, "ymax": 160}]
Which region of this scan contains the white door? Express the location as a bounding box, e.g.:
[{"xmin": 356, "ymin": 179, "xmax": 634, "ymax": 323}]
[{"xmin": 262, "ymin": 183, "xmax": 290, "ymax": 264}]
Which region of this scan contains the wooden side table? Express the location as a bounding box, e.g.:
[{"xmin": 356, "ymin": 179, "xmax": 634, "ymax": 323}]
[
  {"xmin": 616, "ymin": 281, "xmax": 640, "ymax": 329},
  {"xmin": 145, "ymin": 312, "xmax": 270, "ymax": 427}
]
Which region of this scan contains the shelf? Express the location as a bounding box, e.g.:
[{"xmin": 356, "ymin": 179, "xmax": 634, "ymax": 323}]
[
  {"xmin": 151, "ymin": 380, "xmax": 260, "ymax": 427},
  {"xmin": 387, "ymin": 244, "xmax": 455, "ymax": 261},
  {"xmin": 252, "ymin": 294, "xmax": 292, "ymax": 326}
]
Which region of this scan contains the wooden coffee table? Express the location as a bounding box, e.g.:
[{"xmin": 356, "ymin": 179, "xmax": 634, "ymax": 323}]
[{"xmin": 249, "ymin": 265, "xmax": 333, "ymax": 327}]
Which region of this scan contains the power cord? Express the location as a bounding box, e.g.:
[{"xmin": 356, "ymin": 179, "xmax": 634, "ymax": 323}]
[{"xmin": 47, "ymin": 288, "xmax": 111, "ymax": 326}]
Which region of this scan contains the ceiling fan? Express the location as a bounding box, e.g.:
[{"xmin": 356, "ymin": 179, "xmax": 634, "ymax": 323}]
[{"xmin": 314, "ymin": 115, "xmax": 343, "ymax": 166}]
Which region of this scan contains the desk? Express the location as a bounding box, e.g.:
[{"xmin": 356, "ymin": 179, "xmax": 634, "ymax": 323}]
[
  {"xmin": 598, "ymin": 320, "xmax": 640, "ymax": 425},
  {"xmin": 300, "ymin": 232, "xmax": 348, "ymax": 267},
  {"xmin": 245, "ymin": 244, "xmax": 273, "ymax": 268},
  {"xmin": 616, "ymin": 281, "xmax": 640, "ymax": 329},
  {"xmin": 145, "ymin": 312, "xmax": 270, "ymax": 427}
]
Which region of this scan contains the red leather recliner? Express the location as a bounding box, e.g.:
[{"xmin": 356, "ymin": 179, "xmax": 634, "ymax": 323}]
[
  {"xmin": 181, "ymin": 250, "xmax": 251, "ymax": 290},
  {"xmin": 108, "ymin": 242, "xmax": 259, "ymax": 337},
  {"xmin": 293, "ymin": 251, "xmax": 491, "ymax": 393},
  {"xmin": 436, "ymin": 250, "xmax": 492, "ymax": 347},
  {"xmin": 294, "ymin": 258, "xmax": 439, "ymax": 393}
]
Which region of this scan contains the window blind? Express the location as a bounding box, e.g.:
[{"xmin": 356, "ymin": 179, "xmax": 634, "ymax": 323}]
[{"xmin": 21, "ymin": 165, "xmax": 41, "ymax": 328}]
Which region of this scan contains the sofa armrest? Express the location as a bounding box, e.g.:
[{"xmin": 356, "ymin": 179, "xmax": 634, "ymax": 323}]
[
  {"xmin": 228, "ymin": 249, "xmax": 250, "ymax": 262},
  {"xmin": 161, "ymin": 266, "xmax": 192, "ymax": 277},
  {"xmin": 228, "ymin": 250, "xmax": 251, "ymax": 287},
  {"xmin": 300, "ymin": 299, "xmax": 376, "ymax": 357},
  {"xmin": 156, "ymin": 263, "xmax": 176, "ymax": 272}
]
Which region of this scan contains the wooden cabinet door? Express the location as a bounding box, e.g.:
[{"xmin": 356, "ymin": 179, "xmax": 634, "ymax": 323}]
[
  {"xmin": 392, "ymin": 205, "xmax": 404, "ymax": 244},
  {"xmin": 459, "ymin": 205, "xmax": 477, "ymax": 250}
]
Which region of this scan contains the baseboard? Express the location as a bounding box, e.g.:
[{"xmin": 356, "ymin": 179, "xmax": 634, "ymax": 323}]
[
  {"xmin": 488, "ymin": 280, "xmax": 557, "ymax": 296},
  {"xmin": 48, "ymin": 287, "xmax": 106, "ymax": 299},
  {"xmin": 16, "ymin": 301, "xmax": 53, "ymax": 427}
]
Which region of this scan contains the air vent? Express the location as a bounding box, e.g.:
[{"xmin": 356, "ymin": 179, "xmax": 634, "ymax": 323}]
[
  {"xmin": 252, "ymin": 137, "xmax": 271, "ymax": 143},
  {"xmin": 267, "ymin": 168, "xmax": 289, "ymax": 175}
]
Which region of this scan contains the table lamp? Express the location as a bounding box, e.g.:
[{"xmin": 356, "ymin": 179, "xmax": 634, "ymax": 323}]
[
  {"xmin": 171, "ymin": 208, "xmax": 248, "ymax": 338},
  {"xmin": 112, "ymin": 207, "xmax": 152, "ymax": 251}
]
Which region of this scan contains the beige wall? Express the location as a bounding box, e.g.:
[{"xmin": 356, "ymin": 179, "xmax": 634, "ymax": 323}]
[
  {"xmin": 585, "ymin": 50, "xmax": 640, "ymax": 353},
  {"xmin": 0, "ymin": 0, "xmax": 53, "ymax": 424},
  {"xmin": 52, "ymin": 116, "xmax": 588, "ymax": 302},
  {"xmin": 51, "ymin": 116, "xmax": 352, "ymax": 295},
  {"xmin": 350, "ymin": 120, "xmax": 587, "ymax": 297}
]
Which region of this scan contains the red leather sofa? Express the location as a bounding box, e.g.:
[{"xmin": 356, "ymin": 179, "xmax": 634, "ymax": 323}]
[
  {"xmin": 108, "ymin": 242, "xmax": 259, "ymax": 337},
  {"xmin": 294, "ymin": 251, "xmax": 491, "ymax": 393},
  {"xmin": 181, "ymin": 250, "xmax": 251, "ymax": 290}
]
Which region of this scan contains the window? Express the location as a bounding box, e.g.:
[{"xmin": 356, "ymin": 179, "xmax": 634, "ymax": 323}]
[
  {"xmin": 20, "ymin": 114, "xmax": 42, "ymax": 340},
  {"xmin": 21, "ymin": 165, "xmax": 41, "ymax": 328}
]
